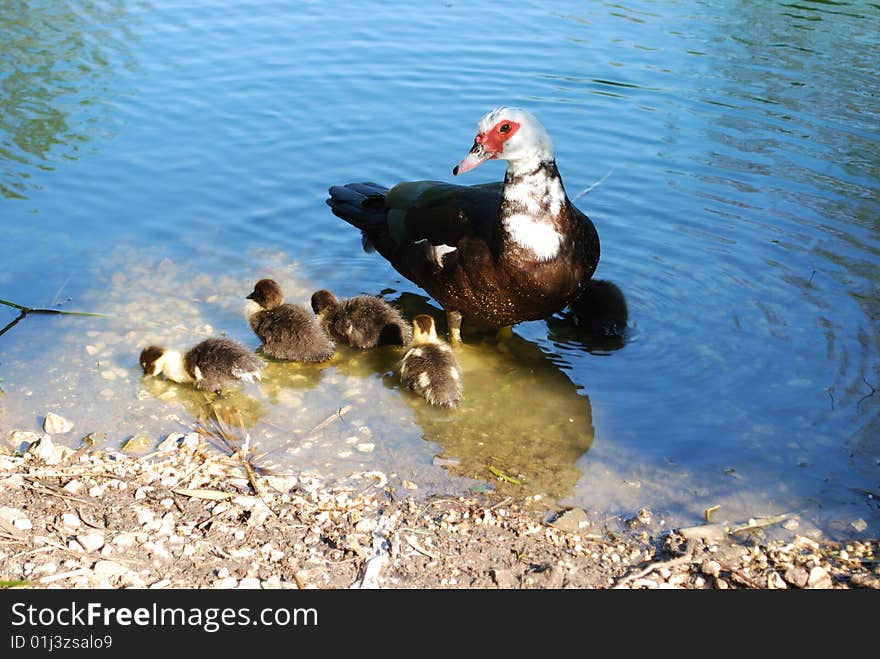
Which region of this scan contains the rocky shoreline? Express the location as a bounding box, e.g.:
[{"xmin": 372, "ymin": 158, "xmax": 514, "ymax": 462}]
[{"xmin": 1, "ymin": 426, "xmax": 878, "ymax": 590}]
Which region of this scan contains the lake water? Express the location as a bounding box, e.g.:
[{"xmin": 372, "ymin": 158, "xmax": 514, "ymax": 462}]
[{"xmin": 1, "ymin": 0, "xmax": 878, "ymax": 539}]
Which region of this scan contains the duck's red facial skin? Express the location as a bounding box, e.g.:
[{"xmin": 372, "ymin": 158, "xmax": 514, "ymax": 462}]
[
  {"xmin": 476, "ymin": 119, "xmax": 521, "ymax": 155},
  {"xmin": 453, "ymin": 119, "xmax": 521, "ymax": 175}
]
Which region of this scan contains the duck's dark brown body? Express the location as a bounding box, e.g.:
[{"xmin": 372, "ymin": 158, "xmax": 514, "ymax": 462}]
[{"xmin": 326, "ymin": 176, "xmax": 599, "ymax": 328}]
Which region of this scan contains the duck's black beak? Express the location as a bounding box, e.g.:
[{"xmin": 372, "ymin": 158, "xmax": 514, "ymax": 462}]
[{"xmin": 246, "ymin": 292, "xmax": 256, "ymax": 300}]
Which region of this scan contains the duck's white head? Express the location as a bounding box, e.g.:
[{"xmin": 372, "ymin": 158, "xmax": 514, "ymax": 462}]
[{"xmin": 453, "ymin": 107, "xmax": 554, "ymax": 176}]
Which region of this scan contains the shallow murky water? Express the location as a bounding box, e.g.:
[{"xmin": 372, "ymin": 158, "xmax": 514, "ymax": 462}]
[{"xmin": 1, "ymin": 0, "xmax": 878, "ymax": 538}]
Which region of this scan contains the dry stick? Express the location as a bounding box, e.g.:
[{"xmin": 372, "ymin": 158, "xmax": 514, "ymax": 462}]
[
  {"xmin": 721, "ymin": 564, "xmax": 763, "ymax": 589},
  {"xmin": 19, "ymin": 470, "xmax": 129, "ymax": 482},
  {"xmin": 489, "ymin": 496, "xmax": 514, "ymax": 511},
  {"xmin": 613, "ymin": 543, "xmax": 696, "ymax": 589},
  {"xmin": 10, "ymin": 546, "xmax": 55, "ymax": 560},
  {"xmin": 39, "ymin": 568, "xmax": 91, "ymax": 584},
  {"xmin": 404, "ymin": 534, "xmax": 438, "ymax": 560},
  {"xmin": 308, "ymin": 405, "xmax": 353, "ymax": 436},
  {"xmin": 76, "ymin": 507, "xmax": 106, "ymax": 530},
  {"xmin": 21, "ymin": 478, "xmax": 97, "ymax": 506}
]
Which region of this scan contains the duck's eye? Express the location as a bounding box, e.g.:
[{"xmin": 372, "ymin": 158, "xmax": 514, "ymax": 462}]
[{"xmin": 499, "ymin": 123, "xmax": 510, "ymax": 133}]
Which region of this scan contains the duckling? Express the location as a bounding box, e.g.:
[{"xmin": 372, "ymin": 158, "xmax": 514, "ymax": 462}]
[
  {"xmin": 568, "ymin": 279, "xmax": 628, "ymax": 338},
  {"xmin": 139, "ymin": 337, "xmax": 264, "ymax": 393},
  {"xmin": 246, "ymin": 278, "xmax": 335, "ymax": 362},
  {"xmin": 310, "ymin": 289, "xmax": 412, "ymax": 349},
  {"xmin": 399, "ymin": 314, "xmax": 463, "ymax": 408}
]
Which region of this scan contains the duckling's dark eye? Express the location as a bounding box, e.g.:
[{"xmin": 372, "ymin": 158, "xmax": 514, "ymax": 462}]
[{"xmin": 499, "ymin": 123, "xmax": 510, "ymax": 133}]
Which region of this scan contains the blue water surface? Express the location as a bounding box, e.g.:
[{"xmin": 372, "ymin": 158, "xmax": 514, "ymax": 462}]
[{"xmin": 1, "ymin": 0, "xmax": 878, "ymax": 537}]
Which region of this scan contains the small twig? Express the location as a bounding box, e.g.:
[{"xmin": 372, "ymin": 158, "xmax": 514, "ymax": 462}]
[
  {"xmin": 856, "ymin": 376, "xmax": 877, "ymax": 410},
  {"xmin": 10, "ymin": 546, "xmax": 55, "ymax": 560},
  {"xmin": 490, "ymin": 496, "xmax": 514, "ymax": 511},
  {"xmin": 404, "ymin": 534, "xmax": 438, "ymax": 560},
  {"xmin": 613, "ymin": 544, "xmax": 695, "ymax": 588},
  {"xmin": 308, "ymin": 405, "xmax": 353, "ymax": 436},
  {"xmin": 0, "ymin": 310, "xmax": 27, "ymax": 338},
  {"xmin": 722, "ymin": 564, "xmax": 763, "ymax": 589},
  {"xmin": 76, "ymin": 507, "xmax": 106, "ymax": 530},
  {"xmin": 39, "ymin": 568, "xmax": 91, "ymax": 584},
  {"xmin": 574, "ymin": 168, "xmax": 614, "ymax": 200},
  {"xmin": 22, "ymin": 478, "xmax": 97, "ymax": 506}
]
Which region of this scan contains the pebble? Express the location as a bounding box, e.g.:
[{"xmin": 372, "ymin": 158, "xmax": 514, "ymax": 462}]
[
  {"xmin": 121, "ymin": 435, "xmax": 152, "ymax": 454},
  {"xmin": 549, "ymin": 507, "xmax": 589, "ymax": 534},
  {"xmin": 180, "ymin": 434, "xmax": 200, "ymax": 449},
  {"xmin": 77, "ymin": 532, "xmax": 105, "ymax": 553},
  {"xmin": 356, "ymin": 443, "xmax": 375, "ymax": 453},
  {"xmin": 0, "ymin": 506, "xmax": 32, "ymax": 531},
  {"xmin": 851, "ymin": 519, "xmax": 868, "ymax": 533},
  {"xmin": 701, "ymin": 560, "xmax": 721, "ymax": 577},
  {"xmin": 355, "ymin": 519, "xmax": 376, "ymax": 534},
  {"xmin": 807, "ymin": 566, "xmax": 832, "ymax": 589},
  {"xmin": 156, "ymin": 434, "xmax": 185, "ymax": 452},
  {"xmin": 767, "ymin": 571, "xmax": 787, "ymax": 589},
  {"xmin": 266, "ymin": 475, "xmax": 298, "ymax": 493},
  {"xmin": 214, "ymin": 577, "xmax": 239, "ymax": 589},
  {"xmin": 491, "ymin": 568, "xmax": 518, "ymax": 589},
  {"xmin": 29, "ymin": 435, "xmax": 72, "ymax": 465},
  {"xmin": 63, "ymin": 480, "xmax": 84, "ymax": 494},
  {"xmin": 43, "ymin": 412, "xmax": 74, "ymax": 434},
  {"xmin": 60, "ymin": 513, "xmax": 81, "ymax": 530},
  {"xmin": 101, "ymin": 370, "xmax": 117, "ymax": 381},
  {"xmin": 238, "ymin": 577, "xmax": 262, "ymax": 589},
  {"xmin": 93, "ymin": 560, "xmax": 128, "ymax": 578},
  {"xmin": 784, "ymin": 566, "xmax": 809, "ymax": 588},
  {"xmin": 9, "ymin": 431, "xmax": 41, "ymax": 450}
]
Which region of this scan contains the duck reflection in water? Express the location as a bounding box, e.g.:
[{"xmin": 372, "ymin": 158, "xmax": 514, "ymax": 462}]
[{"xmin": 364, "ymin": 293, "xmax": 597, "ymax": 504}]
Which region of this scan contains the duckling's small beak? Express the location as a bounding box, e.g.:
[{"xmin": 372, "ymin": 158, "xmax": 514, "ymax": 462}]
[{"xmin": 246, "ymin": 292, "xmax": 256, "ymax": 300}]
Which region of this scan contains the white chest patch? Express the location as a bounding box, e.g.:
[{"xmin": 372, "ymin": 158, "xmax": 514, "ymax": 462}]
[
  {"xmin": 502, "ymin": 213, "xmax": 562, "ymax": 260},
  {"xmin": 502, "ymin": 176, "xmax": 565, "ymax": 260}
]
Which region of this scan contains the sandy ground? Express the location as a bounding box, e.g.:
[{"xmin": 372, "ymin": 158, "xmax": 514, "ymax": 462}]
[{"xmin": 1, "ymin": 426, "xmax": 878, "ymax": 590}]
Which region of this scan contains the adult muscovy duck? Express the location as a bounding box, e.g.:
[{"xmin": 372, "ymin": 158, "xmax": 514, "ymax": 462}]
[{"xmin": 326, "ymin": 107, "xmax": 600, "ymax": 342}]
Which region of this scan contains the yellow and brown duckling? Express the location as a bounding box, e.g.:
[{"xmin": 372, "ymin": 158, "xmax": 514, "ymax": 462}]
[
  {"xmin": 246, "ymin": 278, "xmax": 335, "ymax": 362},
  {"xmin": 399, "ymin": 314, "xmax": 462, "ymax": 408},
  {"xmin": 311, "ymin": 289, "xmax": 412, "ymax": 349},
  {"xmin": 139, "ymin": 337, "xmax": 264, "ymax": 393}
]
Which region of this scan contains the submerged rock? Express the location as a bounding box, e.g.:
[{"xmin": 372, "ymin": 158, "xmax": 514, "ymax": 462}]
[
  {"xmin": 43, "ymin": 412, "xmax": 74, "ymax": 434},
  {"xmin": 548, "ymin": 507, "xmax": 589, "ymax": 534},
  {"xmin": 28, "ymin": 435, "xmax": 73, "ymax": 465}
]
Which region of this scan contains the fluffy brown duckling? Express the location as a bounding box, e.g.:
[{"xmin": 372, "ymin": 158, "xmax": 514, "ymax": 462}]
[
  {"xmin": 246, "ymin": 278, "xmax": 335, "ymax": 362},
  {"xmin": 139, "ymin": 337, "xmax": 264, "ymax": 393},
  {"xmin": 311, "ymin": 289, "xmax": 412, "ymax": 349},
  {"xmin": 399, "ymin": 314, "xmax": 462, "ymax": 408}
]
